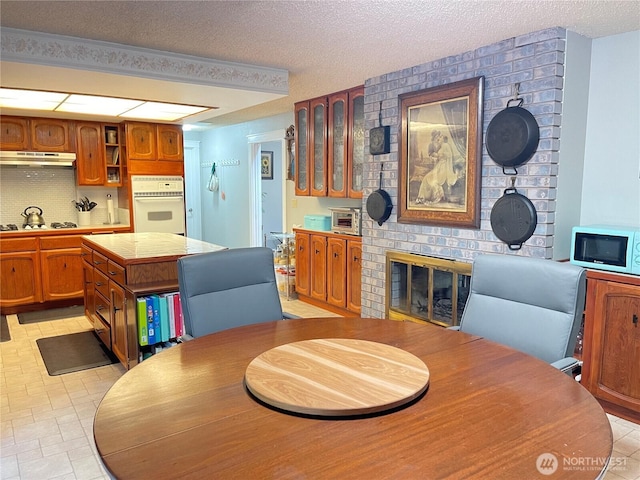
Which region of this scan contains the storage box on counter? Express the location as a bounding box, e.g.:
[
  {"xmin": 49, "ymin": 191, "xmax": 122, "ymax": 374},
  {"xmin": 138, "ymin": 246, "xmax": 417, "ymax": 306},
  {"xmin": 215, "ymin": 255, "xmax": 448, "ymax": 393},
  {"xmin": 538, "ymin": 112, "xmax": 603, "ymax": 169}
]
[{"xmin": 303, "ymin": 215, "xmax": 331, "ymax": 231}]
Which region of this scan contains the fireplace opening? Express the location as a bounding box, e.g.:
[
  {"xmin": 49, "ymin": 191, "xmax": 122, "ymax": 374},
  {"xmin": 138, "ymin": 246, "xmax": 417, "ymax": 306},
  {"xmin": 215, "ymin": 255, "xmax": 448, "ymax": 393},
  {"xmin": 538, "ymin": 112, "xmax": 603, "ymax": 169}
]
[{"xmin": 386, "ymin": 252, "xmax": 472, "ymax": 327}]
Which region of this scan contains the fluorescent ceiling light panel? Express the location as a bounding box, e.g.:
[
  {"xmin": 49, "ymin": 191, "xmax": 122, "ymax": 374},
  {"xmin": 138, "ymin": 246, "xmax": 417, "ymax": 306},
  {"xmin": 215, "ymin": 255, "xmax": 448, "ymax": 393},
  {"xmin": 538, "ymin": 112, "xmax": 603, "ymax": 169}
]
[
  {"xmin": 0, "ymin": 88, "xmax": 211, "ymax": 121},
  {"xmin": 56, "ymin": 94, "xmax": 143, "ymax": 115},
  {"xmin": 122, "ymin": 102, "xmax": 209, "ymax": 121},
  {"xmin": 0, "ymin": 88, "xmax": 67, "ymax": 110}
]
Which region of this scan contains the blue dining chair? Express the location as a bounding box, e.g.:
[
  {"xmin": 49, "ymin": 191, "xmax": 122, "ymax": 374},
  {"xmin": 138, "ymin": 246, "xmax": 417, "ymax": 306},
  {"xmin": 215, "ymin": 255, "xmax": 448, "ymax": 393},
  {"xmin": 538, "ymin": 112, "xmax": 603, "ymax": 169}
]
[
  {"xmin": 452, "ymin": 254, "xmax": 587, "ymax": 373},
  {"xmin": 177, "ymin": 247, "xmax": 284, "ymax": 338}
]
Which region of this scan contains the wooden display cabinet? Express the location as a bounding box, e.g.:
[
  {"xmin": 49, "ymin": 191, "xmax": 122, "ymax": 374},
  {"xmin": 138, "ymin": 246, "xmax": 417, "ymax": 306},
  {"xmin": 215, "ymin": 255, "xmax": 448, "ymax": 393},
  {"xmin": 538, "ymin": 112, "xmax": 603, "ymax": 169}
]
[
  {"xmin": 294, "ymin": 229, "xmax": 362, "ymax": 315},
  {"xmin": 309, "ymin": 96, "xmax": 327, "ymax": 196},
  {"xmin": 294, "ymin": 102, "xmax": 310, "ymax": 196},
  {"xmin": 581, "ymin": 270, "xmax": 640, "ymax": 423}
]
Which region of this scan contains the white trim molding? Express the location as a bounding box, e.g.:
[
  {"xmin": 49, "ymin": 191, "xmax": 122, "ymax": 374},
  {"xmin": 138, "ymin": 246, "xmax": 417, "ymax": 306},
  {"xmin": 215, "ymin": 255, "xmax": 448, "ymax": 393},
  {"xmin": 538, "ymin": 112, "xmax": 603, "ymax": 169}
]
[{"xmin": 1, "ymin": 28, "xmax": 288, "ymax": 94}]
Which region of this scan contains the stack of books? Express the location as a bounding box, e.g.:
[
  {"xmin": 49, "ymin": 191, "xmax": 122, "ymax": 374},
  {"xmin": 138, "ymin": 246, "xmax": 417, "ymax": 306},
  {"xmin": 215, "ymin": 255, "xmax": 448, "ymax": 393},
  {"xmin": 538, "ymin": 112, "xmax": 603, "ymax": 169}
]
[{"xmin": 136, "ymin": 292, "xmax": 184, "ymax": 348}]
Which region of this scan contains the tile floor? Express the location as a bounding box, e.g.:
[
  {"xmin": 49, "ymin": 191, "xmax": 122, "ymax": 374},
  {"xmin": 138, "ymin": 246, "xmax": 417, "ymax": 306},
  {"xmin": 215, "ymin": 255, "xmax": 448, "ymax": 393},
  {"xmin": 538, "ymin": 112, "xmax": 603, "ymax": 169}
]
[{"xmin": 1, "ymin": 300, "xmax": 638, "ymax": 480}]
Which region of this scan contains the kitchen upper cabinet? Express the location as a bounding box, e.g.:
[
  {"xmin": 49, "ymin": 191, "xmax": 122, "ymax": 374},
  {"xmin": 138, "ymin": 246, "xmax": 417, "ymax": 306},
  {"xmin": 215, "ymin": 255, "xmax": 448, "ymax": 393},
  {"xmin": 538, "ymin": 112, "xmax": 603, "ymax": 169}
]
[
  {"xmin": 310, "ymin": 97, "xmax": 327, "ymax": 196},
  {"xmin": 125, "ymin": 122, "xmax": 184, "ymax": 175},
  {"xmin": 294, "ymin": 102, "xmax": 310, "ymax": 196},
  {"xmin": 76, "ymin": 122, "xmax": 106, "ymax": 186},
  {"xmin": 157, "ymin": 124, "xmax": 184, "ymax": 161},
  {"xmin": 126, "ymin": 122, "xmax": 156, "ymax": 160},
  {"xmin": 294, "ymin": 85, "xmax": 364, "ymax": 199},
  {"xmin": 0, "ymin": 116, "xmax": 30, "ymax": 150},
  {"xmin": 30, "ymin": 118, "xmax": 73, "ymax": 152},
  {"xmin": 347, "ymin": 86, "xmax": 365, "ymax": 198},
  {"xmin": 581, "ymin": 270, "xmax": 640, "ymax": 423}
]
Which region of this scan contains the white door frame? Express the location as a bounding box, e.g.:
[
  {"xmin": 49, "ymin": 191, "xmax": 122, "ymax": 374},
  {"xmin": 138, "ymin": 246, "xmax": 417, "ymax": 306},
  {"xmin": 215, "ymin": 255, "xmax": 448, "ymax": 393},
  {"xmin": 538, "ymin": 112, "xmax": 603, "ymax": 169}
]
[
  {"xmin": 247, "ymin": 130, "xmax": 287, "ymax": 247},
  {"xmin": 184, "ymin": 140, "xmax": 202, "ymax": 240}
]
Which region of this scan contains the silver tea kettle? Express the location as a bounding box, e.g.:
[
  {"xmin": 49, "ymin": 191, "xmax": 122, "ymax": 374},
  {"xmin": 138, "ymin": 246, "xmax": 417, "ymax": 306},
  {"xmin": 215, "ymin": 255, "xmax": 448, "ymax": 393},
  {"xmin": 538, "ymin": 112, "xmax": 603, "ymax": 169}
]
[{"xmin": 21, "ymin": 206, "xmax": 45, "ymax": 227}]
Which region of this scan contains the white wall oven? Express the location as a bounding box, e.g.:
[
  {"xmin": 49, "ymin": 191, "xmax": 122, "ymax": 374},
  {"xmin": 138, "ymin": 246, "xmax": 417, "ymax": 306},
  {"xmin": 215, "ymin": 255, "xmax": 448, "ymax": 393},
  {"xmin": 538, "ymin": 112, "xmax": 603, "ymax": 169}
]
[{"xmin": 131, "ymin": 176, "xmax": 185, "ymax": 235}]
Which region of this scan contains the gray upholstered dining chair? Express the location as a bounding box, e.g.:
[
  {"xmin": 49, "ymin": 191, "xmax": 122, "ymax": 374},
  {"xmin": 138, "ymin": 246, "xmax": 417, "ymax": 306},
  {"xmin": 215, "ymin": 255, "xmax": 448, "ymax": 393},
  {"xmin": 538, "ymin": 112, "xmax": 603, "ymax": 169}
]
[
  {"xmin": 452, "ymin": 254, "xmax": 586, "ymax": 373},
  {"xmin": 177, "ymin": 247, "xmax": 284, "ymax": 338}
]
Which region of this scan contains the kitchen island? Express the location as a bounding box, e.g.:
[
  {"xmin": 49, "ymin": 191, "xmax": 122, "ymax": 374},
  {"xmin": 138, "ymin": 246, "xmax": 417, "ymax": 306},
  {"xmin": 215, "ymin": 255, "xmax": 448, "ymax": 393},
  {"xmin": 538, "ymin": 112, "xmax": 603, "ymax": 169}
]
[{"xmin": 82, "ymin": 233, "xmax": 226, "ymax": 369}]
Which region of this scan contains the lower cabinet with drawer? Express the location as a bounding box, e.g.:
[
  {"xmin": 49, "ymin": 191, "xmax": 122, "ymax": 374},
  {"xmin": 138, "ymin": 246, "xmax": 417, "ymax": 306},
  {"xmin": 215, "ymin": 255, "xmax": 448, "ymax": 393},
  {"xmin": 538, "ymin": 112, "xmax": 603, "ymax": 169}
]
[{"xmin": 0, "ymin": 235, "xmax": 83, "ymax": 312}]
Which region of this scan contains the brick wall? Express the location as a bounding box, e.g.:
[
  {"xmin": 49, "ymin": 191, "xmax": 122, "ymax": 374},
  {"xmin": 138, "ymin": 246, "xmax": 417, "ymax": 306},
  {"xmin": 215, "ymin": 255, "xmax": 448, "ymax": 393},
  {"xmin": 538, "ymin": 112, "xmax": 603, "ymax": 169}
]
[{"xmin": 360, "ymin": 27, "xmax": 567, "ymax": 318}]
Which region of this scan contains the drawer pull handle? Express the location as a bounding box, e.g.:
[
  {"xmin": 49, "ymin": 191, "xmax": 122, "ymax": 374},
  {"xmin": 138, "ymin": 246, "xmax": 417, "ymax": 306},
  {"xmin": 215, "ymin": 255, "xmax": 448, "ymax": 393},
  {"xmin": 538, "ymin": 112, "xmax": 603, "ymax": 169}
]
[
  {"xmin": 633, "ymin": 314, "xmax": 638, "ymax": 326},
  {"xmin": 109, "ymin": 270, "xmax": 117, "ymax": 276},
  {"xmin": 95, "ymin": 282, "xmax": 103, "ymax": 287}
]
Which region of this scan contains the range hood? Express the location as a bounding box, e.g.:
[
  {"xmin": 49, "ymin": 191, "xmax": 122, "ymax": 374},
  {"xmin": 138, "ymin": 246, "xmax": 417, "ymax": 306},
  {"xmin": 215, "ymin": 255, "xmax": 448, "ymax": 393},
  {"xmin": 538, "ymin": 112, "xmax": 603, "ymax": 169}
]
[{"xmin": 0, "ymin": 151, "xmax": 76, "ymax": 167}]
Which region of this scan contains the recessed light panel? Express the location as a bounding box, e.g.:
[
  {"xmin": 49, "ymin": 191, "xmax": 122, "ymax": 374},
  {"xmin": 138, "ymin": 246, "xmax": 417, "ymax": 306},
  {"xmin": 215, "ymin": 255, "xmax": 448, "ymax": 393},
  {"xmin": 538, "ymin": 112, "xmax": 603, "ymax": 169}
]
[
  {"xmin": 56, "ymin": 94, "xmax": 143, "ymax": 115},
  {"xmin": 0, "ymin": 88, "xmax": 68, "ymax": 110},
  {"xmin": 122, "ymin": 102, "xmax": 209, "ymax": 121}
]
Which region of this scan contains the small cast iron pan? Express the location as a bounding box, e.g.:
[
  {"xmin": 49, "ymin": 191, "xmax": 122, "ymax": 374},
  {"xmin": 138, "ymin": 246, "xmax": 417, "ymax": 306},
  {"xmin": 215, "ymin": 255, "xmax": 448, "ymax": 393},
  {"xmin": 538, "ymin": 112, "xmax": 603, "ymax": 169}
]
[
  {"xmin": 367, "ymin": 163, "xmax": 393, "ymax": 226},
  {"xmin": 486, "ymin": 98, "xmax": 540, "ymax": 175},
  {"xmin": 490, "ymin": 184, "xmax": 537, "ymax": 251}
]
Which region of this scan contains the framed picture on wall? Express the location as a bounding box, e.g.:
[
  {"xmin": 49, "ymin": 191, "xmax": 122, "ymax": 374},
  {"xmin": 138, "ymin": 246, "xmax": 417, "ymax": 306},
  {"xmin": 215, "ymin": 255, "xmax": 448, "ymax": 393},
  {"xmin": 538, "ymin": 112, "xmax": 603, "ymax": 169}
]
[
  {"xmin": 398, "ymin": 76, "xmax": 484, "ymax": 228},
  {"xmin": 261, "ymin": 151, "xmax": 274, "ymax": 180}
]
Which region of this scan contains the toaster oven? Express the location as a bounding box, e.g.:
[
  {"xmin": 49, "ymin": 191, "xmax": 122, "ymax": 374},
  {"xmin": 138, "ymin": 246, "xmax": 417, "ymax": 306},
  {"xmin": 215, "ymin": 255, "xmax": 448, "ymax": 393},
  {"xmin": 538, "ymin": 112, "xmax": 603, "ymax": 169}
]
[{"xmin": 329, "ymin": 207, "xmax": 362, "ymax": 236}]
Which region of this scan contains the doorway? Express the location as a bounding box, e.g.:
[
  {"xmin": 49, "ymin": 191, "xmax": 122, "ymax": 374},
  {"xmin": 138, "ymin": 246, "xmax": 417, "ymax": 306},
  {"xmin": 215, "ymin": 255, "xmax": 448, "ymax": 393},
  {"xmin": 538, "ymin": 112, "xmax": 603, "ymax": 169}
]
[{"xmin": 247, "ymin": 130, "xmax": 287, "ymax": 247}]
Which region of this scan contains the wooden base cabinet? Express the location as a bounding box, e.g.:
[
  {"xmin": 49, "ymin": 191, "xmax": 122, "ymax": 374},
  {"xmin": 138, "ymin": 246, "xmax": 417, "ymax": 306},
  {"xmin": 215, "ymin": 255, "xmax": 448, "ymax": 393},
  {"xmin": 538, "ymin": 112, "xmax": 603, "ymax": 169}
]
[
  {"xmin": 581, "ymin": 270, "xmax": 640, "ymax": 423},
  {"xmin": 294, "ymin": 229, "xmax": 361, "ymax": 315},
  {"xmin": 0, "ymin": 242, "xmax": 42, "ymax": 308}
]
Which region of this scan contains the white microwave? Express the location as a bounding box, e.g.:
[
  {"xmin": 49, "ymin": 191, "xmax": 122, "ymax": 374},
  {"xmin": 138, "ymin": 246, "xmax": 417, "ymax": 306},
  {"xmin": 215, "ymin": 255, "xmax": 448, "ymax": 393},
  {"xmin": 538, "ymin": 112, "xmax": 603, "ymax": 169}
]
[{"xmin": 329, "ymin": 207, "xmax": 362, "ymax": 236}]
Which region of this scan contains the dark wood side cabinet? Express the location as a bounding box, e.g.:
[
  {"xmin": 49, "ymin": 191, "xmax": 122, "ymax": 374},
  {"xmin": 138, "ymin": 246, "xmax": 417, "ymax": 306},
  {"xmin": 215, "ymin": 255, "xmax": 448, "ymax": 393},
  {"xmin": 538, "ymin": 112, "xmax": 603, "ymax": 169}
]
[{"xmin": 581, "ymin": 269, "xmax": 640, "ymax": 423}]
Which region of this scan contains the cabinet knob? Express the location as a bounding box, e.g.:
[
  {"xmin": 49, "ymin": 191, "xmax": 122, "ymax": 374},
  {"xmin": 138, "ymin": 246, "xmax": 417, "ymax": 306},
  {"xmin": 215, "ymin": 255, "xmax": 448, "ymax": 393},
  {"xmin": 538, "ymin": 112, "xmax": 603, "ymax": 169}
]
[
  {"xmin": 634, "ymin": 314, "xmax": 638, "ymax": 326},
  {"xmin": 333, "ymin": 252, "xmax": 339, "ymax": 258},
  {"xmin": 315, "ymin": 249, "xmax": 320, "ymax": 254}
]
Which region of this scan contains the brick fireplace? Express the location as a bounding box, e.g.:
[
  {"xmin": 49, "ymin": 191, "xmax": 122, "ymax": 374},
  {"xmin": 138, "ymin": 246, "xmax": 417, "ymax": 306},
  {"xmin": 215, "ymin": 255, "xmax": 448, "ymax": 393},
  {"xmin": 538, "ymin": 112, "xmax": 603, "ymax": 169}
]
[{"xmin": 360, "ymin": 27, "xmax": 586, "ymax": 318}]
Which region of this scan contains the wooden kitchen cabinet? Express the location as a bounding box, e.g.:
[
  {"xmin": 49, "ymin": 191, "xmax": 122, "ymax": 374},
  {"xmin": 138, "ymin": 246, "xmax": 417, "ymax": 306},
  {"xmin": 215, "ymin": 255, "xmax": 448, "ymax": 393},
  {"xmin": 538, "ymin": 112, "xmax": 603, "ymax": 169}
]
[
  {"xmin": 30, "ymin": 118, "xmax": 73, "ymax": 152},
  {"xmin": 82, "ymin": 259, "xmax": 95, "ymax": 327},
  {"xmin": 346, "ymin": 239, "xmax": 362, "ymax": 313},
  {"xmin": 0, "ymin": 116, "xmax": 30, "ymax": 150},
  {"xmin": 294, "ymin": 102, "xmax": 310, "ymax": 196},
  {"xmin": 294, "ymin": 229, "xmax": 361, "ymax": 315},
  {"xmin": 295, "ymin": 232, "xmax": 311, "ymax": 296},
  {"xmin": 294, "ymin": 85, "xmax": 364, "ymax": 199},
  {"xmin": 76, "ymin": 122, "xmax": 106, "ymax": 185},
  {"xmin": 581, "ymin": 270, "xmax": 640, "ymax": 423},
  {"xmin": 125, "ymin": 121, "xmax": 184, "ymax": 175},
  {"xmin": 0, "ymin": 237, "xmax": 42, "ymax": 308},
  {"xmin": 39, "ymin": 235, "xmax": 83, "ymax": 302},
  {"xmin": 327, "ymin": 237, "xmax": 346, "ymax": 308},
  {"xmin": 157, "ymin": 124, "xmax": 184, "ymax": 161},
  {"xmin": 110, "ymin": 282, "xmax": 127, "ymax": 364}
]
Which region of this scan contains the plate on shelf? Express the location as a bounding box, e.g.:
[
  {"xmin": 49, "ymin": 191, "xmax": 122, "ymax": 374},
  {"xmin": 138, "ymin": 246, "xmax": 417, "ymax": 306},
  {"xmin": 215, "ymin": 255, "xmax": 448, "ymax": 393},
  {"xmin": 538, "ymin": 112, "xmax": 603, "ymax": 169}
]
[{"xmin": 111, "ymin": 147, "xmax": 119, "ymax": 165}]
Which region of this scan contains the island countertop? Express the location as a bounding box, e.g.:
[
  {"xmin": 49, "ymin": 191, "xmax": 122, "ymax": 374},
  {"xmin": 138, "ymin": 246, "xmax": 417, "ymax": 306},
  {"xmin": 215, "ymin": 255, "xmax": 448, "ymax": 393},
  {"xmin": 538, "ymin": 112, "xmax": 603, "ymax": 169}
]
[{"xmin": 81, "ymin": 232, "xmax": 227, "ymax": 265}]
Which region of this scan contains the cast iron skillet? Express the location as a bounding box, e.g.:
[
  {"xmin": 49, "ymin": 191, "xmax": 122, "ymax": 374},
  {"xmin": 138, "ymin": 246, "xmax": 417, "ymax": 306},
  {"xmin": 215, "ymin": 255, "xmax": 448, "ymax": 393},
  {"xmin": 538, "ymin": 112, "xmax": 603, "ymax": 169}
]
[
  {"xmin": 490, "ymin": 184, "xmax": 537, "ymax": 250},
  {"xmin": 486, "ymin": 98, "xmax": 540, "ymax": 175},
  {"xmin": 367, "ymin": 164, "xmax": 393, "ymax": 226}
]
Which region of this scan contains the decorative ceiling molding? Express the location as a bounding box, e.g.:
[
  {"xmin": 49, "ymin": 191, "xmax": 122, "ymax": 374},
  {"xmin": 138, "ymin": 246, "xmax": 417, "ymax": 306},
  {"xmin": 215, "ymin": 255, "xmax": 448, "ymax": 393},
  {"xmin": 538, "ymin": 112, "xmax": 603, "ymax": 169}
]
[{"xmin": 0, "ymin": 28, "xmax": 288, "ymax": 95}]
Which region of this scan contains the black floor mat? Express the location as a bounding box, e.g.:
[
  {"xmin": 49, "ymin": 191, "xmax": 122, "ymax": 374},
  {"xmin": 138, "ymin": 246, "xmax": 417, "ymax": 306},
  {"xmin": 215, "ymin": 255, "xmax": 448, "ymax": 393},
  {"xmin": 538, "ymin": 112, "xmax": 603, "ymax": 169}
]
[
  {"xmin": 18, "ymin": 305, "xmax": 85, "ymax": 324},
  {"xmin": 1, "ymin": 315, "xmax": 10, "ymax": 342},
  {"xmin": 37, "ymin": 331, "xmax": 118, "ymax": 376}
]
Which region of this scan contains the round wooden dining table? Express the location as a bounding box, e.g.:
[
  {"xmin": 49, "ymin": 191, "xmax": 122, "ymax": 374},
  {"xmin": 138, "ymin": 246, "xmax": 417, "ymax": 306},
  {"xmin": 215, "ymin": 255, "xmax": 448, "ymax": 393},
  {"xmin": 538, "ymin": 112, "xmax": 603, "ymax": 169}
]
[{"xmin": 93, "ymin": 317, "xmax": 612, "ymax": 479}]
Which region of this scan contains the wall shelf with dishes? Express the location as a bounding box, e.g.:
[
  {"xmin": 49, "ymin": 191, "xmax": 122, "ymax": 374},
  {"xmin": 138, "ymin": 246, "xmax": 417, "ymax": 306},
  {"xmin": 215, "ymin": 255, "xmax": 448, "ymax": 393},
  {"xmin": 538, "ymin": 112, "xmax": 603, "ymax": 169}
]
[{"xmin": 104, "ymin": 125, "xmax": 124, "ymax": 186}]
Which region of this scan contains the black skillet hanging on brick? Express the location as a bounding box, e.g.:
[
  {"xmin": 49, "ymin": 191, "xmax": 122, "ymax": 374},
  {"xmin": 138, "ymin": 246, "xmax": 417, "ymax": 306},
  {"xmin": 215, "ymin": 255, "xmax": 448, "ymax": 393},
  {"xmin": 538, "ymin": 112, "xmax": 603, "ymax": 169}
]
[
  {"xmin": 367, "ymin": 162, "xmax": 393, "ymax": 226},
  {"xmin": 490, "ymin": 177, "xmax": 537, "ymax": 251},
  {"xmin": 486, "ymin": 84, "xmax": 540, "ymax": 175}
]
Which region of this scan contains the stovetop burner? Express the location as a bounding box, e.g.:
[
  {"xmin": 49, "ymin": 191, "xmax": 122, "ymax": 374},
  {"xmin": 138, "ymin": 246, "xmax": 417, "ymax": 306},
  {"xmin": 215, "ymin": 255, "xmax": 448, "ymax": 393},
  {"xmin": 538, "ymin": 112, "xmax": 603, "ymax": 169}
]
[
  {"xmin": 0, "ymin": 224, "xmax": 19, "ymax": 231},
  {"xmin": 51, "ymin": 222, "xmax": 78, "ymax": 229}
]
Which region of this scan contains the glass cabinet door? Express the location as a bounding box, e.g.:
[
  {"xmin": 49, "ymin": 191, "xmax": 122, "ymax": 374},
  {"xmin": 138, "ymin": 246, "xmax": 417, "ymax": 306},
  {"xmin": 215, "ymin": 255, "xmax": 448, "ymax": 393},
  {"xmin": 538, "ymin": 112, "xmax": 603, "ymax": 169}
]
[
  {"xmin": 328, "ymin": 92, "xmax": 347, "ymax": 197},
  {"xmin": 348, "ymin": 87, "xmax": 365, "ymax": 198},
  {"xmin": 310, "ymin": 97, "xmax": 327, "ymax": 196},
  {"xmin": 294, "ymin": 101, "xmax": 309, "ymax": 196}
]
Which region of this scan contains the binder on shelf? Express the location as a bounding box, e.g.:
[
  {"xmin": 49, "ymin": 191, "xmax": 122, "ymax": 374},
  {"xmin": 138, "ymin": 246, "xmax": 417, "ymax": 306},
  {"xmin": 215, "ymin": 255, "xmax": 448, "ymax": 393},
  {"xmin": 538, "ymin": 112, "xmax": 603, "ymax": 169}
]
[
  {"xmin": 174, "ymin": 293, "xmax": 184, "ymax": 337},
  {"xmin": 137, "ymin": 298, "xmax": 148, "ymax": 346},
  {"xmin": 146, "ymin": 296, "xmax": 156, "ymax": 345},
  {"xmin": 163, "ymin": 293, "xmax": 176, "ymax": 339},
  {"xmin": 158, "ymin": 294, "xmax": 170, "ymax": 343},
  {"xmin": 151, "ymin": 295, "xmax": 162, "ymax": 344}
]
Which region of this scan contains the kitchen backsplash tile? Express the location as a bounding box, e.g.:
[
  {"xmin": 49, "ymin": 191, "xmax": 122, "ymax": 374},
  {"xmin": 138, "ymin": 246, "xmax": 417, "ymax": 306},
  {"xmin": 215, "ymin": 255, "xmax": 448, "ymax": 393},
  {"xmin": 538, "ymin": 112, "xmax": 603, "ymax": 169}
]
[{"xmin": 0, "ymin": 166, "xmax": 125, "ymax": 226}]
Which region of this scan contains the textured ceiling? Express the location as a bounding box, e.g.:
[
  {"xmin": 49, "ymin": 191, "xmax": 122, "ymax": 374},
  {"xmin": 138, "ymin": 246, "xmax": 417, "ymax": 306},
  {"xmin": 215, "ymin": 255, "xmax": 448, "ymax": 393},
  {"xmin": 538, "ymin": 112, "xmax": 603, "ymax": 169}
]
[{"xmin": 1, "ymin": 0, "xmax": 639, "ymax": 127}]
